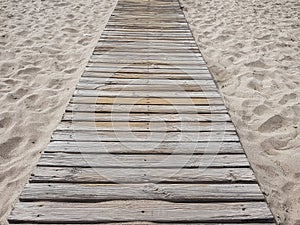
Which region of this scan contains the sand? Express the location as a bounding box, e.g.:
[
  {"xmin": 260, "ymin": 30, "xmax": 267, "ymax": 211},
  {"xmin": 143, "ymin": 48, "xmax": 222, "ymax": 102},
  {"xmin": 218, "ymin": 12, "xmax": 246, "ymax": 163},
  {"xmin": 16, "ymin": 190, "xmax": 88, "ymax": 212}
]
[
  {"xmin": 0, "ymin": 0, "xmax": 117, "ymax": 224},
  {"xmin": 0, "ymin": 0, "xmax": 299, "ymax": 224},
  {"xmin": 179, "ymin": 0, "xmax": 300, "ymax": 224}
]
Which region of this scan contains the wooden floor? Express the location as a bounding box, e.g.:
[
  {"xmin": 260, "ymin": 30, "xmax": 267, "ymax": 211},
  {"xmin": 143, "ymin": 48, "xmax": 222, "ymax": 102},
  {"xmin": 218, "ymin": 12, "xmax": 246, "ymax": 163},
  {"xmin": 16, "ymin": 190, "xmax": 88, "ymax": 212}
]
[{"xmin": 9, "ymin": 0, "xmax": 275, "ymax": 224}]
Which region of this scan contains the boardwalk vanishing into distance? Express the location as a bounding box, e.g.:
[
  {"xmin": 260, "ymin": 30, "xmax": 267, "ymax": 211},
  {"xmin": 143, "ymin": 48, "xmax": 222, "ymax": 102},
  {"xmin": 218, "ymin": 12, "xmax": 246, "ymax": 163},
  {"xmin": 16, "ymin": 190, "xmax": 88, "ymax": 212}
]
[{"xmin": 9, "ymin": 0, "xmax": 275, "ymax": 223}]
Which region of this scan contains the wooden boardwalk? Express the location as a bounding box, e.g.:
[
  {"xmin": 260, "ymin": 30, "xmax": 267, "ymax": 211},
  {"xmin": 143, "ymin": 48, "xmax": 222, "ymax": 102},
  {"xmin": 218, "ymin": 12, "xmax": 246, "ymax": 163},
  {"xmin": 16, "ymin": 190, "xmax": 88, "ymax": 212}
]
[{"xmin": 9, "ymin": 0, "xmax": 275, "ymax": 224}]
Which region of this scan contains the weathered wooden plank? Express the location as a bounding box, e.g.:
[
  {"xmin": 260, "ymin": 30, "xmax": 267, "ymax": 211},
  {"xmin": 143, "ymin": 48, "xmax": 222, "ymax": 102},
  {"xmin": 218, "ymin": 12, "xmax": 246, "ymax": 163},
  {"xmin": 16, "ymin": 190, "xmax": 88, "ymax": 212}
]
[
  {"xmin": 78, "ymin": 78, "xmax": 215, "ymax": 85},
  {"xmin": 103, "ymin": 28, "xmax": 191, "ymax": 32},
  {"xmin": 85, "ymin": 67, "xmax": 207, "ymax": 74},
  {"xmin": 30, "ymin": 167, "xmax": 255, "ymax": 183},
  {"xmin": 92, "ymin": 48, "xmax": 200, "ymax": 54},
  {"xmin": 92, "ymin": 52, "xmax": 202, "ymax": 57},
  {"xmin": 88, "ymin": 58, "xmax": 204, "ymax": 65},
  {"xmin": 97, "ymin": 40, "xmax": 197, "ymax": 46},
  {"xmin": 9, "ymin": 201, "xmax": 273, "ymax": 223},
  {"xmin": 82, "ymin": 72, "xmax": 212, "ymax": 80},
  {"xmin": 93, "ymin": 47, "xmax": 200, "ymax": 53},
  {"xmin": 51, "ymin": 130, "xmax": 239, "ymax": 142},
  {"xmin": 102, "ymin": 31, "xmax": 192, "ymax": 36},
  {"xmin": 38, "ymin": 153, "xmax": 248, "ymax": 168},
  {"xmin": 100, "ymin": 35, "xmax": 193, "ymax": 40},
  {"xmin": 91, "ymin": 54, "xmax": 203, "ymax": 61},
  {"xmin": 66, "ymin": 103, "xmax": 227, "ymax": 113},
  {"xmin": 105, "ymin": 26, "xmax": 190, "ymax": 31},
  {"xmin": 56, "ymin": 121, "xmax": 235, "ymax": 132},
  {"xmin": 62, "ymin": 112, "xmax": 231, "ymax": 122},
  {"xmin": 78, "ymin": 80, "xmax": 215, "ymax": 89},
  {"xmin": 9, "ymin": 223, "xmax": 276, "ymax": 225},
  {"xmin": 20, "ymin": 183, "xmax": 264, "ymax": 202},
  {"xmin": 90, "ymin": 55, "xmax": 204, "ymax": 62},
  {"xmin": 46, "ymin": 140, "xmax": 243, "ymax": 154},
  {"xmin": 73, "ymin": 90, "xmax": 221, "ymax": 98},
  {"xmin": 77, "ymin": 83, "xmax": 216, "ymax": 91},
  {"xmin": 99, "ymin": 37, "xmax": 195, "ymax": 42},
  {"xmin": 70, "ymin": 96, "xmax": 223, "ymax": 105},
  {"xmin": 87, "ymin": 63, "xmax": 207, "ymax": 70}
]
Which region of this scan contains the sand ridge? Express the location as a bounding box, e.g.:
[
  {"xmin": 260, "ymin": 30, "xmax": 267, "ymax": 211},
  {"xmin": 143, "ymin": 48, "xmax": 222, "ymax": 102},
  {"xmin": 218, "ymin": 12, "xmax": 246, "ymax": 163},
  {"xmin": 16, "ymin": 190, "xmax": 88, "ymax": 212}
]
[
  {"xmin": 0, "ymin": 0, "xmax": 117, "ymax": 224},
  {"xmin": 179, "ymin": 0, "xmax": 300, "ymax": 224}
]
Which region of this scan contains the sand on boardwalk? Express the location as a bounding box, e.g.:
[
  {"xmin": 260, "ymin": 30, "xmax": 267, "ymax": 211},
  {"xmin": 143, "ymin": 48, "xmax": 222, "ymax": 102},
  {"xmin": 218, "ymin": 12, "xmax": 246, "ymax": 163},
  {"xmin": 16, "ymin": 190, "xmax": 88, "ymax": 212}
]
[
  {"xmin": 179, "ymin": 0, "xmax": 300, "ymax": 224},
  {"xmin": 0, "ymin": 0, "xmax": 117, "ymax": 224}
]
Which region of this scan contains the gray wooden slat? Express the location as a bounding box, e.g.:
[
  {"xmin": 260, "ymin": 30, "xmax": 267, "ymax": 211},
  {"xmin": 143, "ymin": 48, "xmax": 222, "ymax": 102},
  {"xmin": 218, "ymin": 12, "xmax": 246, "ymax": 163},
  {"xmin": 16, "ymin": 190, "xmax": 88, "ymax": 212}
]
[
  {"xmin": 45, "ymin": 141, "xmax": 243, "ymax": 154},
  {"xmin": 8, "ymin": 201, "xmax": 274, "ymax": 223},
  {"xmin": 82, "ymin": 72, "xmax": 212, "ymax": 80},
  {"xmin": 66, "ymin": 104, "xmax": 227, "ymax": 113},
  {"xmin": 70, "ymin": 96, "xmax": 223, "ymax": 105},
  {"xmin": 20, "ymin": 183, "xmax": 264, "ymax": 202},
  {"xmin": 30, "ymin": 167, "xmax": 255, "ymax": 183},
  {"xmin": 85, "ymin": 66, "xmax": 206, "ymax": 73},
  {"xmin": 87, "ymin": 63, "xmax": 206, "ymax": 69},
  {"xmin": 62, "ymin": 112, "xmax": 231, "ymax": 122},
  {"xmin": 84, "ymin": 68, "xmax": 209, "ymax": 75},
  {"xmin": 78, "ymin": 78, "xmax": 215, "ymax": 85},
  {"xmin": 9, "ymin": 223, "xmax": 277, "ymax": 225},
  {"xmin": 96, "ymin": 41, "xmax": 198, "ymax": 47},
  {"xmin": 38, "ymin": 153, "xmax": 249, "ymax": 168},
  {"xmin": 77, "ymin": 83, "xmax": 216, "ymax": 91},
  {"xmin": 101, "ymin": 31, "xmax": 193, "ymax": 36},
  {"xmin": 73, "ymin": 90, "xmax": 221, "ymax": 98},
  {"xmin": 88, "ymin": 59, "xmax": 205, "ymax": 65},
  {"xmin": 51, "ymin": 130, "xmax": 239, "ymax": 142},
  {"xmin": 56, "ymin": 121, "xmax": 235, "ymax": 132},
  {"xmin": 92, "ymin": 52, "xmax": 202, "ymax": 57},
  {"xmin": 91, "ymin": 53, "xmax": 203, "ymax": 60}
]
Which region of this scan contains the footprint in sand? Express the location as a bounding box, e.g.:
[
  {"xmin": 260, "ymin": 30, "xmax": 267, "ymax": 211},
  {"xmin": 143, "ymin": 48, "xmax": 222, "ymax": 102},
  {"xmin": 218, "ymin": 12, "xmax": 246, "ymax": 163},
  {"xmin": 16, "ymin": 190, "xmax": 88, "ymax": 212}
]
[
  {"xmin": 0, "ymin": 136, "xmax": 23, "ymax": 159},
  {"xmin": 258, "ymin": 115, "xmax": 284, "ymax": 133}
]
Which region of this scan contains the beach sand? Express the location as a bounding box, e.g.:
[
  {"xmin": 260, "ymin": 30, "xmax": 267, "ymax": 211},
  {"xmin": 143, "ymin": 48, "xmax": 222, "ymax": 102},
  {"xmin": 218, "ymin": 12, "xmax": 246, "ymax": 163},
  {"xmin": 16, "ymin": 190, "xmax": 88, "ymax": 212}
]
[
  {"xmin": 0, "ymin": 0, "xmax": 116, "ymax": 224},
  {"xmin": 179, "ymin": 0, "xmax": 300, "ymax": 224},
  {"xmin": 0, "ymin": 0, "xmax": 299, "ymax": 224}
]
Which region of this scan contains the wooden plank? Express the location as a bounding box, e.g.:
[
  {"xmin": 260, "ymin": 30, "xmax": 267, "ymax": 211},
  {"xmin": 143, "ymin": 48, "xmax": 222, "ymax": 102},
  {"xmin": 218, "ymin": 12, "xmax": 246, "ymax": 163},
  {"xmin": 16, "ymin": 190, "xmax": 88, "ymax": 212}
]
[
  {"xmin": 100, "ymin": 35, "xmax": 193, "ymax": 40},
  {"xmin": 79, "ymin": 76, "xmax": 217, "ymax": 85},
  {"xmin": 92, "ymin": 52, "xmax": 202, "ymax": 57},
  {"xmin": 99, "ymin": 36, "xmax": 195, "ymax": 42},
  {"xmin": 8, "ymin": 200, "xmax": 273, "ymax": 223},
  {"xmin": 51, "ymin": 130, "xmax": 239, "ymax": 142},
  {"xmin": 97, "ymin": 40, "xmax": 197, "ymax": 46},
  {"xmin": 85, "ymin": 67, "xmax": 207, "ymax": 74},
  {"xmin": 20, "ymin": 183, "xmax": 264, "ymax": 202},
  {"xmin": 38, "ymin": 153, "xmax": 248, "ymax": 168},
  {"xmin": 86, "ymin": 63, "xmax": 206, "ymax": 70},
  {"xmin": 30, "ymin": 167, "xmax": 255, "ymax": 183},
  {"xmin": 88, "ymin": 58, "xmax": 204, "ymax": 64},
  {"xmin": 103, "ymin": 28, "xmax": 192, "ymax": 32},
  {"xmin": 45, "ymin": 140, "xmax": 243, "ymax": 154},
  {"xmin": 94, "ymin": 45, "xmax": 199, "ymax": 51},
  {"xmin": 91, "ymin": 54, "xmax": 203, "ymax": 61},
  {"xmin": 102, "ymin": 31, "xmax": 192, "ymax": 36},
  {"xmin": 90, "ymin": 55, "xmax": 204, "ymax": 62},
  {"xmin": 70, "ymin": 96, "xmax": 223, "ymax": 105},
  {"xmin": 9, "ymin": 223, "xmax": 276, "ymax": 225},
  {"xmin": 73, "ymin": 90, "xmax": 221, "ymax": 98},
  {"xmin": 77, "ymin": 83, "xmax": 216, "ymax": 91},
  {"xmin": 66, "ymin": 103, "xmax": 227, "ymax": 113},
  {"xmin": 62, "ymin": 112, "xmax": 231, "ymax": 122},
  {"xmin": 56, "ymin": 121, "xmax": 235, "ymax": 132},
  {"xmin": 94, "ymin": 44, "xmax": 199, "ymax": 50},
  {"xmin": 82, "ymin": 72, "xmax": 212, "ymax": 80}
]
